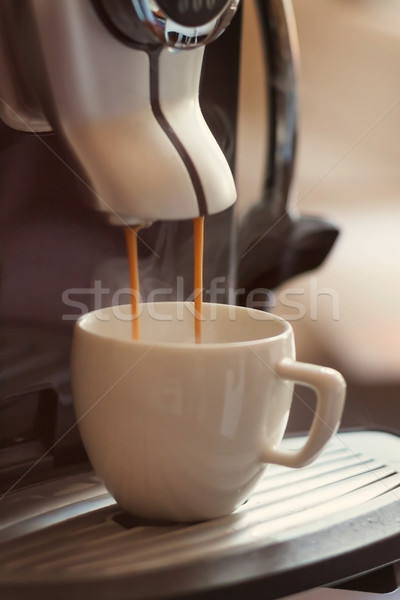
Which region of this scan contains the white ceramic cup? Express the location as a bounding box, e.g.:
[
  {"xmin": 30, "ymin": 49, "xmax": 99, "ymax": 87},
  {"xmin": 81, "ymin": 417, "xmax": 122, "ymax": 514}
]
[{"xmin": 72, "ymin": 302, "xmax": 346, "ymax": 522}]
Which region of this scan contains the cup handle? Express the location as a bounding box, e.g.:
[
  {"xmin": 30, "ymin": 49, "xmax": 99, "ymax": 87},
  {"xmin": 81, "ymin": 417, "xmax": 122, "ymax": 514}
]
[{"xmin": 261, "ymin": 358, "xmax": 346, "ymax": 468}]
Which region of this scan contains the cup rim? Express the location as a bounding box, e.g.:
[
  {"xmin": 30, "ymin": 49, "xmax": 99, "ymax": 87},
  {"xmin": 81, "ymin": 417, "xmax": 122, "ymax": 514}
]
[{"xmin": 75, "ymin": 301, "xmax": 292, "ymax": 349}]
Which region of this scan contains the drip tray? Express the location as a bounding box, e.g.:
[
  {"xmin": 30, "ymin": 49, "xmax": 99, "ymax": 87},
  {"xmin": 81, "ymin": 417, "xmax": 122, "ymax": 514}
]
[{"xmin": 0, "ymin": 431, "xmax": 399, "ymax": 600}]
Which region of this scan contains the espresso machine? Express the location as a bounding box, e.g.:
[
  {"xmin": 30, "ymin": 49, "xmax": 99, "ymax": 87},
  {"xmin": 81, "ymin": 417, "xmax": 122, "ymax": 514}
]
[{"xmin": 0, "ymin": 1, "xmax": 399, "ymax": 598}]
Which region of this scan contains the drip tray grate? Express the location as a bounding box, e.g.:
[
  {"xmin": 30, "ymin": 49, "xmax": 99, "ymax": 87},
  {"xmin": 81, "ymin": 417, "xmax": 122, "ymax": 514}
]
[{"xmin": 0, "ymin": 431, "xmax": 399, "ymax": 600}]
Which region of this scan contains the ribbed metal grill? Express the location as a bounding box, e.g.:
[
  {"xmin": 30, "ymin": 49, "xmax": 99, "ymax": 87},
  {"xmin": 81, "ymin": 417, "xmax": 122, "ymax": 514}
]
[{"xmin": 1, "ymin": 432, "xmax": 399, "ymax": 588}]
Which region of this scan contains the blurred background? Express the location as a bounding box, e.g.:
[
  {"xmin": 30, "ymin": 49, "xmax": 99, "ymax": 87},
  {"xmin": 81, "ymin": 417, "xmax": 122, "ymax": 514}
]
[{"xmin": 238, "ymin": 0, "xmax": 400, "ymax": 434}]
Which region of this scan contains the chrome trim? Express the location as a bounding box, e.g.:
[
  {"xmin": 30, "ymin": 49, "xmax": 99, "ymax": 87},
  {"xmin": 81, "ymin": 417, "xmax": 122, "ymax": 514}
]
[{"xmin": 132, "ymin": 0, "xmax": 240, "ymax": 48}]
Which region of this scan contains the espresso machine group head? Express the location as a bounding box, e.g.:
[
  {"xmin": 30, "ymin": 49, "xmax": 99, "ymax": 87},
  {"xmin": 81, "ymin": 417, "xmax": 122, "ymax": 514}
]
[{"xmin": 0, "ymin": 0, "xmax": 239, "ymax": 224}]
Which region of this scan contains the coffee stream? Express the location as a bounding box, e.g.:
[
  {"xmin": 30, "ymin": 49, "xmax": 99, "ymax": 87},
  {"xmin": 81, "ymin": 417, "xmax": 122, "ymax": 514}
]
[
  {"xmin": 125, "ymin": 217, "xmax": 204, "ymax": 343},
  {"xmin": 193, "ymin": 216, "xmax": 204, "ymax": 344},
  {"xmin": 125, "ymin": 226, "xmax": 142, "ymax": 341}
]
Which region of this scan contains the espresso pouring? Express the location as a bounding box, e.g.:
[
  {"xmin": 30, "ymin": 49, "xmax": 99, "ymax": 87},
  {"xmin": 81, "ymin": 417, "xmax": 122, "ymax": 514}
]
[{"xmin": 126, "ymin": 217, "xmax": 205, "ymax": 343}]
